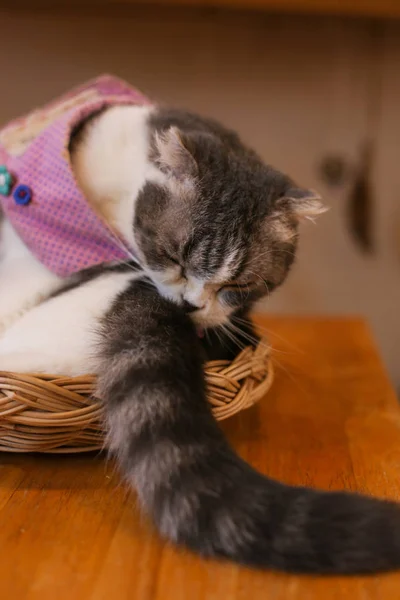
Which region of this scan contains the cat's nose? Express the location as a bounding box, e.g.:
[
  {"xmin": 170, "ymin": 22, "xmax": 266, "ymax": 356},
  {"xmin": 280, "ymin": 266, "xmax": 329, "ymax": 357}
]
[{"xmin": 182, "ymin": 300, "xmax": 202, "ymax": 313}]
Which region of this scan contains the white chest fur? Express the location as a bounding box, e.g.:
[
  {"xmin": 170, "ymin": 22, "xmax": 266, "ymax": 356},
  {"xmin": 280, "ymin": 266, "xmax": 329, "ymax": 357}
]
[{"xmin": 0, "ymin": 218, "xmax": 62, "ymax": 333}]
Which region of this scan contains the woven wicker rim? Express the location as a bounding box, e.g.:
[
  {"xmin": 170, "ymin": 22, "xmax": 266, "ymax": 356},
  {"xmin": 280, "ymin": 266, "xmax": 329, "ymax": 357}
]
[{"xmin": 0, "ymin": 341, "xmax": 273, "ymax": 454}]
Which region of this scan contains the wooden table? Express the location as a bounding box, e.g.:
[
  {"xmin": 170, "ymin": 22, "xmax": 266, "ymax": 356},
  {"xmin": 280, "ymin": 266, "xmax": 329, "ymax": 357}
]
[{"xmin": 1, "ymin": 316, "xmax": 400, "ymax": 599}]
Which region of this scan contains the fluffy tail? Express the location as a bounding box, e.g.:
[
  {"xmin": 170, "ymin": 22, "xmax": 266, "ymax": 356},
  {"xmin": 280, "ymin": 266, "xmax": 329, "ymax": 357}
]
[{"xmin": 97, "ymin": 280, "xmax": 400, "ymax": 574}]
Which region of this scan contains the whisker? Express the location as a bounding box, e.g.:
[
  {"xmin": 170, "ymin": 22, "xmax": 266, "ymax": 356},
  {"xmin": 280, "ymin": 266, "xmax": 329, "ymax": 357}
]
[
  {"xmin": 226, "ymin": 321, "xmax": 265, "ymax": 351},
  {"xmin": 227, "ymin": 321, "xmax": 276, "ymax": 353},
  {"xmin": 213, "ymin": 327, "xmax": 227, "ymax": 349},
  {"xmin": 227, "ymin": 321, "xmax": 259, "ymax": 345},
  {"xmin": 232, "ymin": 316, "xmax": 303, "ymax": 355},
  {"xmin": 270, "ymin": 354, "xmax": 309, "ymax": 397},
  {"xmin": 221, "ymin": 324, "xmax": 247, "ymax": 351},
  {"xmin": 246, "ymin": 270, "xmax": 271, "ymax": 295},
  {"xmin": 246, "ymin": 250, "xmax": 272, "ymax": 263}
]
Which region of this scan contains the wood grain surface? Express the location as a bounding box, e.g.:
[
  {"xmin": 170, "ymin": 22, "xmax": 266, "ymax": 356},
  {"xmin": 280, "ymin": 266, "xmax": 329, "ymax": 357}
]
[
  {"xmin": 1, "ymin": 316, "xmax": 400, "ymax": 599},
  {"xmin": 7, "ymin": 0, "xmax": 400, "ymax": 20},
  {"xmin": 132, "ymin": 0, "xmax": 400, "ymax": 19}
]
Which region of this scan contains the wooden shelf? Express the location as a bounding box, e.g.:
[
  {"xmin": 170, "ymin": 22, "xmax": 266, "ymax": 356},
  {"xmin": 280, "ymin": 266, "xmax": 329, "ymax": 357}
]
[
  {"xmin": 6, "ymin": 0, "xmax": 400, "ymax": 19},
  {"xmin": 135, "ymin": 0, "xmax": 400, "ymax": 19}
]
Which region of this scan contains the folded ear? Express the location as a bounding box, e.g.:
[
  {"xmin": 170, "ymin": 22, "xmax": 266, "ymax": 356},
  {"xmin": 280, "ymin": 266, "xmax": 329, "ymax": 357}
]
[
  {"xmin": 153, "ymin": 126, "xmax": 198, "ymax": 180},
  {"xmin": 286, "ymin": 187, "xmax": 328, "ymax": 222}
]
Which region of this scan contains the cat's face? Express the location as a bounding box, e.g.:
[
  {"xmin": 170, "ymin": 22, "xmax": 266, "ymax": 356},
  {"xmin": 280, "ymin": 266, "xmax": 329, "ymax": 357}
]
[{"xmin": 135, "ymin": 127, "xmax": 325, "ymax": 329}]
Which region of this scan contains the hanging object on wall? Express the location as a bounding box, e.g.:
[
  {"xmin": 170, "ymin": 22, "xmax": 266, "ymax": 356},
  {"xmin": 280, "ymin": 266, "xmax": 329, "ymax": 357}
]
[
  {"xmin": 319, "ymin": 155, "xmax": 349, "ymax": 188},
  {"xmin": 319, "ymin": 144, "xmax": 375, "ymax": 255},
  {"xmin": 347, "ymin": 141, "xmax": 374, "ymax": 254}
]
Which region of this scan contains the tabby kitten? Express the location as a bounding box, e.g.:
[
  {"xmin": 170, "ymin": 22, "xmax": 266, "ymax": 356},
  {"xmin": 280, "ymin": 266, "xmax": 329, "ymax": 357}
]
[{"xmin": 1, "ymin": 105, "xmax": 400, "ymax": 574}]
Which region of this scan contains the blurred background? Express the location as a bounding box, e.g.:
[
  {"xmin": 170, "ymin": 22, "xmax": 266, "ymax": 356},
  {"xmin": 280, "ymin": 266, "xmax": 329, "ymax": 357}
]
[{"xmin": 1, "ymin": 1, "xmax": 399, "ymax": 387}]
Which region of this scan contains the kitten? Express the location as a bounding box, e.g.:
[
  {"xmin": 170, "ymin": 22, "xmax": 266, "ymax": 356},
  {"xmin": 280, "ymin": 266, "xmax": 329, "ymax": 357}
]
[{"xmin": 1, "ymin": 103, "xmax": 400, "ymax": 574}]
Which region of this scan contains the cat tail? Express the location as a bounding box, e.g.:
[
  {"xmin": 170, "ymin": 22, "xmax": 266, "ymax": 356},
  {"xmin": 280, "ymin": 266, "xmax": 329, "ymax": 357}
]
[{"xmin": 97, "ymin": 280, "xmax": 400, "ymax": 575}]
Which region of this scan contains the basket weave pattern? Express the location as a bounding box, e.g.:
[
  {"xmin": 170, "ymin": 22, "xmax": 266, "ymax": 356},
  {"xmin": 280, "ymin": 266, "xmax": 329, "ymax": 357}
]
[{"xmin": 0, "ymin": 342, "xmax": 273, "ymax": 453}]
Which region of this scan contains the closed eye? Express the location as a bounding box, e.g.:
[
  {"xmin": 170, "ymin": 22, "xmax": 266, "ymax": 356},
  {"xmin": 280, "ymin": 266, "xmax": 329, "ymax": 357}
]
[
  {"xmin": 164, "ymin": 253, "xmax": 181, "ymax": 266},
  {"xmin": 218, "ymin": 286, "xmax": 253, "ymax": 307},
  {"xmin": 225, "ymin": 278, "xmax": 275, "ymax": 290},
  {"xmin": 220, "ymin": 282, "xmax": 257, "ymax": 292},
  {"xmin": 219, "ymin": 279, "xmax": 272, "ymax": 308}
]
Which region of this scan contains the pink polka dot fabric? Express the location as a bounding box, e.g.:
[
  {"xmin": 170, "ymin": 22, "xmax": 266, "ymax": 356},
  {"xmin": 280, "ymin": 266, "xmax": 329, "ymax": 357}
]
[{"xmin": 0, "ymin": 75, "xmax": 152, "ymax": 277}]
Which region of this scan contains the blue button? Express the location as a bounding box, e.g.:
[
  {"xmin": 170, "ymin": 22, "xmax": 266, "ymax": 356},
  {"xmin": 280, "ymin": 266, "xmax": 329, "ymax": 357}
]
[{"xmin": 13, "ymin": 184, "xmax": 32, "ymax": 206}]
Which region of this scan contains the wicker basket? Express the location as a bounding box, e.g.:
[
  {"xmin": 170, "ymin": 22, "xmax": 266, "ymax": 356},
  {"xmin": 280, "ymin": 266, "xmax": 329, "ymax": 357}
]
[{"xmin": 0, "ymin": 341, "xmax": 273, "ymax": 454}]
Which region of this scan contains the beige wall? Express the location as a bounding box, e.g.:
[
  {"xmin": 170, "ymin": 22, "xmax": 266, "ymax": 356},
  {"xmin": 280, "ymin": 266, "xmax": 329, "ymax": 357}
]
[{"xmin": 1, "ymin": 7, "xmax": 399, "ymax": 384}]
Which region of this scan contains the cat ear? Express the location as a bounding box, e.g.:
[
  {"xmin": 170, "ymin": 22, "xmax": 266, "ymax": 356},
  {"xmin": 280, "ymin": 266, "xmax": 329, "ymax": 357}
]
[
  {"xmin": 286, "ymin": 187, "xmax": 328, "ymax": 222},
  {"xmin": 154, "ymin": 126, "xmax": 198, "ymax": 180}
]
